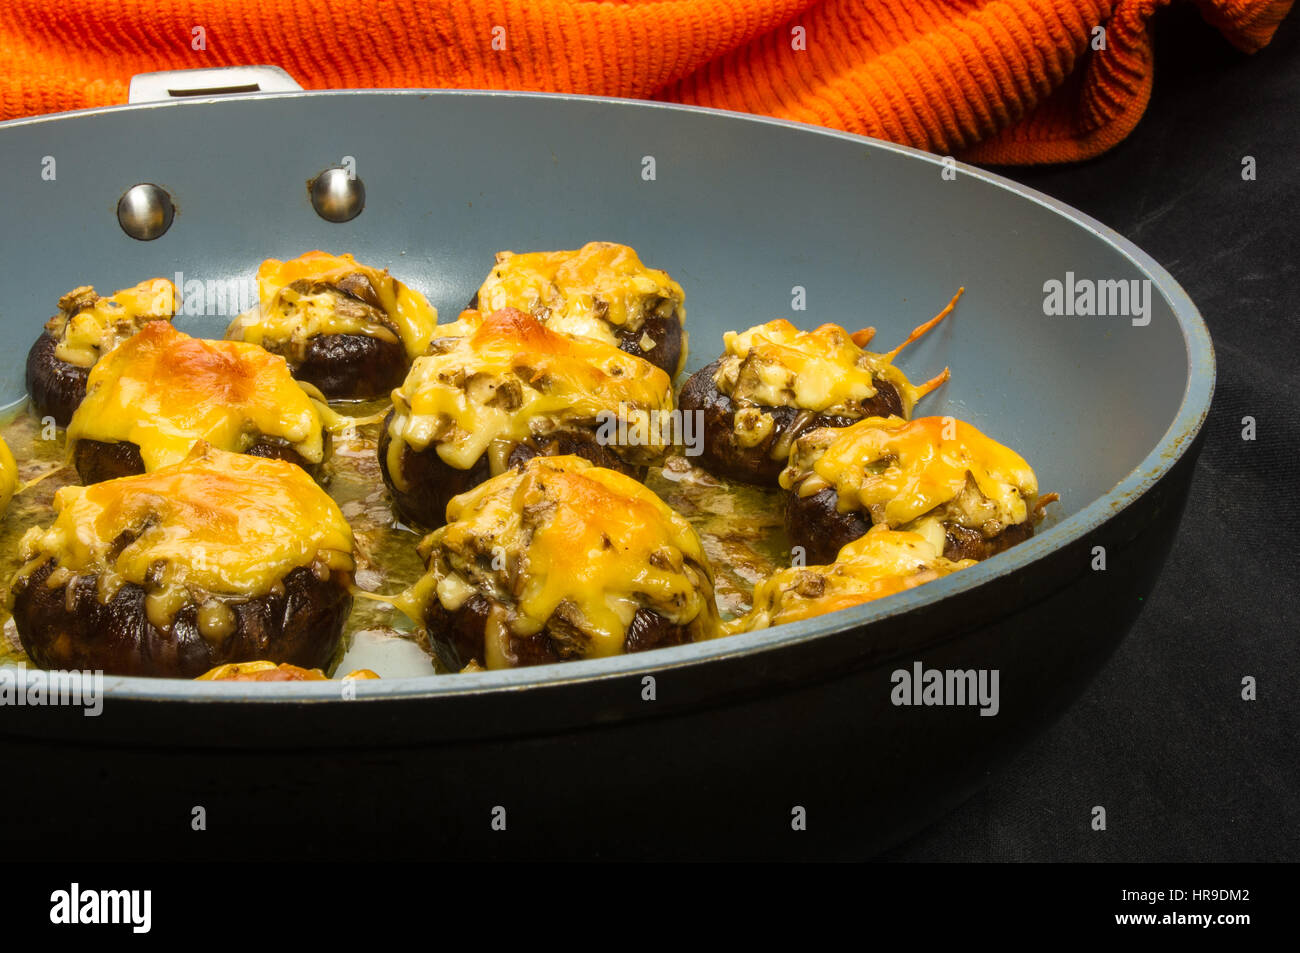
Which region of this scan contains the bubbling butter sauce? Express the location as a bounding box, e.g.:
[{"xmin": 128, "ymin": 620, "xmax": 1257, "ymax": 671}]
[{"xmin": 0, "ymin": 402, "xmax": 786, "ymax": 676}]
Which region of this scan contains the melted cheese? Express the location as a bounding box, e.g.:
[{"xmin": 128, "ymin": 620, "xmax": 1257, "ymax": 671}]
[
  {"xmin": 46, "ymin": 279, "xmax": 176, "ymax": 367},
  {"xmin": 386, "ymin": 308, "xmax": 674, "ymax": 479},
  {"xmin": 396, "ymin": 455, "xmax": 720, "ymax": 667},
  {"xmin": 196, "ymin": 661, "xmax": 379, "ymax": 681},
  {"xmin": 715, "ymin": 320, "xmax": 921, "ymax": 418},
  {"xmin": 68, "ymin": 322, "xmax": 329, "ymax": 471},
  {"xmin": 729, "ymin": 528, "xmax": 975, "ymax": 631},
  {"xmin": 781, "ymin": 416, "xmax": 1040, "ymax": 532},
  {"xmin": 475, "ymin": 242, "xmax": 686, "ymax": 363},
  {"xmin": 228, "ymin": 251, "xmax": 438, "ymax": 359},
  {"xmin": 433, "ymin": 308, "xmax": 486, "ymax": 340},
  {"xmin": 0, "ymin": 436, "xmax": 17, "ymax": 516},
  {"xmin": 12, "ymin": 444, "xmax": 354, "ymax": 614}
]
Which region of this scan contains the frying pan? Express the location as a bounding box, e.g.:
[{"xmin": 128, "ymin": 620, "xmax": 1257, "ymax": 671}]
[{"xmin": 0, "ymin": 67, "xmax": 1213, "ymax": 859}]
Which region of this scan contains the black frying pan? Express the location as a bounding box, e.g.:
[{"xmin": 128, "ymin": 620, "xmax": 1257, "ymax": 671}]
[{"xmin": 0, "ymin": 67, "xmax": 1213, "ymax": 858}]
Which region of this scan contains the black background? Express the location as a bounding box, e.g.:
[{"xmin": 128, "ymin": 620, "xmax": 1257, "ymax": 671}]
[{"xmin": 883, "ymin": 3, "xmax": 1298, "ymax": 862}]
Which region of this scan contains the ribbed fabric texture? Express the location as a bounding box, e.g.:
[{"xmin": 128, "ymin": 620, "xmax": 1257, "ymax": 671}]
[{"xmin": 0, "ymin": 0, "xmax": 1290, "ymax": 164}]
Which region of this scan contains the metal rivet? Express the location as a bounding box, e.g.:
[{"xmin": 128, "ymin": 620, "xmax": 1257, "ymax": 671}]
[
  {"xmin": 309, "ymin": 168, "xmax": 365, "ymax": 223},
  {"xmin": 116, "ymin": 183, "xmax": 175, "ymax": 241}
]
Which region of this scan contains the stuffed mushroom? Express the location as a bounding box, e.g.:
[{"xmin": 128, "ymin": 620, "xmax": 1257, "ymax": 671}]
[
  {"xmin": 0, "ymin": 436, "xmax": 17, "ymax": 517},
  {"xmin": 395, "ymin": 455, "xmax": 721, "ymax": 670},
  {"xmin": 679, "ymin": 298, "xmax": 957, "ymax": 487},
  {"xmin": 781, "ymin": 415, "xmax": 1056, "ymax": 566},
  {"xmin": 26, "ymin": 279, "xmax": 176, "ymax": 425},
  {"xmin": 472, "ymin": 241, "xmax": 688, "ymax": 378},
  {"xmin": 197, "ymin": 661, "xmax": 378, "ymax": 681},
  {"xmin": 727, "ymin": 528, "xmax": 976, "ymax": 633},
  {"xmin": 379, "ymin": 308, "xmax": 675, "ymax": 529},
  {"xmin": 226, "ymin": 251, "xmax": 439, "ymax": 399},
  {"xmin": 7, "ymin": 444, "xmax": 356, "ymax": 678},
  {"xmin": 67, "ymin": 322, "xmax": 334, "ymax": 484}
]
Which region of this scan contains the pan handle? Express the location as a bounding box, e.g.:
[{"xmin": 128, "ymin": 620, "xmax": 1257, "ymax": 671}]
[{"xmin": 128, "ymin": 65, "xmax": 302, "ymax": 104}]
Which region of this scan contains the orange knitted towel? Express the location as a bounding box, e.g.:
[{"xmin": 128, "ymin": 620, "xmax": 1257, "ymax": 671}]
[{"xmin": 0, "ymin": 0, "xmax": 1291, "ymax": 164}]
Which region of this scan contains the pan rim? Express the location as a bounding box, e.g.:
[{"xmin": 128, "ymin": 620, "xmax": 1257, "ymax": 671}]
[{"xmin": 0, "ymin": 89, "xmax": 1215, "ymax": 702}]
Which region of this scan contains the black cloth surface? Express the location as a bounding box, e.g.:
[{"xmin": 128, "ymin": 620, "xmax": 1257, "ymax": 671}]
[{"xmin": 882, "ymin": 4, "xmax": 1299, "ymax": 862}]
